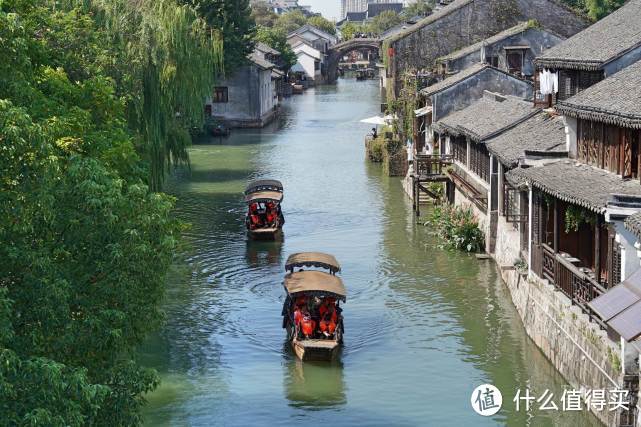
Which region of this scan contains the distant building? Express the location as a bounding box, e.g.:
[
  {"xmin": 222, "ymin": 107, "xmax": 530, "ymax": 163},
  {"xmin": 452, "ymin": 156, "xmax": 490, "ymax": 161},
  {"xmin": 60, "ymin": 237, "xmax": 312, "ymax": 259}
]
[
  {"xmin": 205, "ymin": 49, "xmax": 282, "ymax": 128},
  {"xmin": 341, "ymin": 0, "xmax": 403, "ymax": 18},
  {"xmin": 289, "ymin": 41, "xmax": 323, "ymax": 83}
]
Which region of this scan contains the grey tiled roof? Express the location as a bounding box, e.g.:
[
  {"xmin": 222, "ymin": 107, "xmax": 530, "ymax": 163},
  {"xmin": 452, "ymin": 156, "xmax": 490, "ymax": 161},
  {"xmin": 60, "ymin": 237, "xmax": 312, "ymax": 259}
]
[
  {"xmin": 434, "ymin": 94, "xmax": 535, "ymax": 141},
  {"xmin": 438, "ymin": 22, "xmax": 531, "ymax": 62},
  {"xmin": 421, "ymin": 63, "xmax": 487, "ymax": 96},
  {"xmin": 556, "ymin": 60, "xmax": 641, "ymax": 129},
  {"xmin": 536, "ymin": 0, "xmax": 641, "ymax": 70},
  {"xmin": 256, "ymin": 42, "xmax": 280, "ymax": 56},
  {"xmin": 486, "ymin": 111, "xmax": 567, "ymax": 167},
  {"xmin": 625, "ymin": 212, "xmax": 641, "ymax": 240},
  {"xmin": 506, "ymin": 161, "xmax": 641, "ymax": 213},
  {"xmin": 249, "ymin": 52, "xmax": 276, "ymax": 70}
]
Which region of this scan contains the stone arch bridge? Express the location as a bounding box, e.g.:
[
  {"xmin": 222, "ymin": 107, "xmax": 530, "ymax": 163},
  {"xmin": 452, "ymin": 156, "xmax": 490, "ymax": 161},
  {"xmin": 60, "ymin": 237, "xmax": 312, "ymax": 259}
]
[{"xmin": 327, "ymin": 38, "xmax": 381, "ymax": 83}]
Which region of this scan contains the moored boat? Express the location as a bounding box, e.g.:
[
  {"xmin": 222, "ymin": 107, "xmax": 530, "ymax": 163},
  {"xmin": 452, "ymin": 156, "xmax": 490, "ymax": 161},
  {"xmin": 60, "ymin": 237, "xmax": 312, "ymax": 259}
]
[
  {"xmin": 282, "ymin": 252, "xmax": 346, "ymax": 361},
  {"xmin": 244, "ymin": 179, "xmax": 284, "ymax": 240}
]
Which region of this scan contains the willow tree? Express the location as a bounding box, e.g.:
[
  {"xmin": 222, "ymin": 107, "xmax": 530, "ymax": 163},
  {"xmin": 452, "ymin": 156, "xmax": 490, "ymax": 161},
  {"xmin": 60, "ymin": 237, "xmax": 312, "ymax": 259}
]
[{"xmin": 70, "ymin": 0, "xmax": 225, "ymax": 190}]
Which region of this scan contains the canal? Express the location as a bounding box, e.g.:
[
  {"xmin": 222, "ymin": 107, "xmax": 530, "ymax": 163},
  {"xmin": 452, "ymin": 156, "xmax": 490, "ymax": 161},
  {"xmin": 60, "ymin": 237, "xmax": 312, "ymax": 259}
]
[{"xmin": 141, "ymin": 78, "xmax": 599, "ymax": 426}]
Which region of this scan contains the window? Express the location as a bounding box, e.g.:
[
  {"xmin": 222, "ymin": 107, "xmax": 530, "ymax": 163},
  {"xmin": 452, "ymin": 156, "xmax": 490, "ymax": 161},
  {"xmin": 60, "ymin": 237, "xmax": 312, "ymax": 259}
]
[
  {"xmin": 486, "ymin": 56, "xmax": 499, "ymax": 67},
  {"xmin": 469, "ymin": 142, "xmax": 490, "ymax": 183},
  {"xmin": 213, "ymin": 87, "xmax": 228, "ymax": 103},
  {"xmin": 506, "ymin": 51, "xmax": 523, "ymax": 74},
  {"xmin": 451, "ymin": 136, "xmax": 467, "ymax": 165}
]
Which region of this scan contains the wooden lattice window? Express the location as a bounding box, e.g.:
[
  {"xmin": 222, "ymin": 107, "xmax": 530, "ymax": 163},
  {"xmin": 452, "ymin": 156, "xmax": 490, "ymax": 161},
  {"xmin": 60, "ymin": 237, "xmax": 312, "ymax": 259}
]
[
  {"xmin": 503, "ymin": 183, "xmax": 527, "ymax": 223},
  {"xmin": 469, "ymin": 142, "xmax": 490, "ymax": 183}
]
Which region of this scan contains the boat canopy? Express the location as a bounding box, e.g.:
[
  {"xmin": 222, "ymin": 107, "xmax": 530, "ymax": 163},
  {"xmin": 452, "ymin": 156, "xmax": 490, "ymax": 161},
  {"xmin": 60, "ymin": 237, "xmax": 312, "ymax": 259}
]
[
  {"xmin": 284, "ymin": 271, "xmax": 346, "ymax": 301},
  {"xmin": 245, "ymin": 190, "xmax": 284, "ymax": 203},
  {"xmin": 245, "ymin": 179, "xmax": 283, "ymax": 195},
  {"xmin": 286, "ymin": 252, "xmax": 341, "ymax": 273}
]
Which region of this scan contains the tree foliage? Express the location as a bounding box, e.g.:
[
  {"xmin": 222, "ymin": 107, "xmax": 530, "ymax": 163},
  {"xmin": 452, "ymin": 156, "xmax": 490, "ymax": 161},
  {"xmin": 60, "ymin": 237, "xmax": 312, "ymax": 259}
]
[
  {"xmin": 307, "ymin": 15, "xmax": 336, "ymax": 35},
  {"xmin": 561, "ymin": 0, "xmax": 625, "ymax": 20},
  {"xmin": 180, "ymin": 0, "xmax": 256, "ymax": 73},
  {"xmin": 401, "ymin": 0, "xmax": 433, "ymax": 18},
  {"xmin": 251, "ymin": 0, "xmax": 278, "ymax": 27},
  {"xmin": 0, "ymin": 0, "xmax": 213, "ymax": 424},
  {"xmin": 368, "ymin": 10, "xmax": 403, "ymax": 35},
  {"xmin": 255, "ymin": 25, "xmax": 297, "ymax": 71},
  {"xmin": 275, "ymin": 9, "xmax": 308, "ymax": 34}
]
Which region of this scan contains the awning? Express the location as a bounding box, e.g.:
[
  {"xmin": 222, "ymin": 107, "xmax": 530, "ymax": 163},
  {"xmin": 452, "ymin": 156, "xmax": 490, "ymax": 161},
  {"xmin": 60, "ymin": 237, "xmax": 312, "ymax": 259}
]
[
  {"xmin": 284, "ymin": 271, "xmax": 346, "ymax": 300},
  {"xmin": 359, "ymin": 115, "xmax": 396, "ymax": 125},
  {"xmin": 245, "ymin": 179, "xmax": 283, "ymax": 195},
  {"xmin": 414, "ymin": 106, "xmax": 433, "ymax": 117},
  {"xmin": 286, "ymin": 252, "xmax": 340, "ymax": 273},
  {"xmin": 589, "ymin": 268, "xmax": 641, "ymax": 342},
  {"xmin": 245, "ymin": 191, "xmax": 284, "ymax": 203}
]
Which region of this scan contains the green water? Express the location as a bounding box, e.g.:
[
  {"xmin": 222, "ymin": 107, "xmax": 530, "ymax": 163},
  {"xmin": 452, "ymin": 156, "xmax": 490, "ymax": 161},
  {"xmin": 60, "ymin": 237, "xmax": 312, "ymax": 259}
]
[{"xmin": 141, "ymin": 79, "xmax": 600, "ymax": 426}]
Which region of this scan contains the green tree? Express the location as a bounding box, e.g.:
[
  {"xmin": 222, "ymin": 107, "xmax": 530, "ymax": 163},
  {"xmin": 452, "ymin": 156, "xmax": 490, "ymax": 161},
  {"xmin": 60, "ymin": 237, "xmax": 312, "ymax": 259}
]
[
  {"xmin": 307, "ymin": 15, "xmax": 336, "ymax": 35},
  {"xmin": 255, "ymin": 25, "xmax": 298, "ymax": 70},
  {"xmin": 0, "ymin": 1, "xmax": 199, "ymax": 424},
  {"xmin": 275, "ymin": 9, "xmax": 308, "ymax": 34},
  {"xmin": 251, "ymin": 0, "xmax": 278, "ymax": 27},
  {"xmin": 367, "ymin": 10, "xmax": 402, "ymax": 35},
  {"xmin": 402, "ymin": 0, "xmax": 433, "ymax": 18},
  {"xmin": 181, "ymin": 0, "xmax": 256, "ymax": 73}
]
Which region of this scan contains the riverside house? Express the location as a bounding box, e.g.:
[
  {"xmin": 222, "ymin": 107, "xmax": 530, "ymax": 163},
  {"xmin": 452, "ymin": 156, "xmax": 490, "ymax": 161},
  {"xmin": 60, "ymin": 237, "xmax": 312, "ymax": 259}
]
[
  {"xmin": 534, "ymin": 0, "xmax": 641, "ymax": 107},
  {"xmin": 431, "ymin": 92, "xmax": 536, "ymax": 252},
  {"xmin": 502, "ymin": 60, "xmax": 641, "ymax": 426},
  {"xmin": 206, "ymin": 50, "xmax": 281, "ymax": 128}
]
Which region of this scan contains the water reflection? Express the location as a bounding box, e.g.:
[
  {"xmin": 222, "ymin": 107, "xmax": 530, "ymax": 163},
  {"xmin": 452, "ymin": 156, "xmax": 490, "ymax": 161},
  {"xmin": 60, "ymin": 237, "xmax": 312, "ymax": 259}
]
[
  {"xmin": 284, "ymin": 358, "xmax": 346, "ymax": 409},
  {"xmin": 245, "ymin": 240, "xmax": 284, "ymax": 268}
]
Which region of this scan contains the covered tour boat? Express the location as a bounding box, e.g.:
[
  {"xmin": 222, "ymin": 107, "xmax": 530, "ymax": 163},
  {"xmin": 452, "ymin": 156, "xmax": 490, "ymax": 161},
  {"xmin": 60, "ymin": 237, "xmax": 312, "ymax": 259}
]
[
  {"xmin": 244, "ymin": 179, "xmax": 285, "ymax": 239},
  {"xmin": 282, "ymin": 252, "xmax": 346, "ymax": 361}
]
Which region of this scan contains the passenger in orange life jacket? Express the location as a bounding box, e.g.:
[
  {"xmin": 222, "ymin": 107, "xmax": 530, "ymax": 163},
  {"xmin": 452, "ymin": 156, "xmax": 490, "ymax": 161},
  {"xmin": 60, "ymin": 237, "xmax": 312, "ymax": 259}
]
[
  {"xmin": 319, "ymin": 298, "xmax": 338, "ymax": 338},
  {"xmin": 293, "ymin": 296, "xmax": 306, "ymax": 329},
  {"xmin": 265, "ymin": 201, "xmax": 277, "ymax": 226},
  {"xmin": 300, "ymin": 309, "xmax": 316, "ymax": 338},
  {"xmin": 249, "ymin": 203, "xmax": 262, "ymax": 229}
]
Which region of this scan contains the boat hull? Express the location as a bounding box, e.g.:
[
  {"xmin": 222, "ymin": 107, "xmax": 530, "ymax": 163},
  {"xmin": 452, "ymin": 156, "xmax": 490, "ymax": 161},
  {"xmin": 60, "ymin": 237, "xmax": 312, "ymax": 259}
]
[
  {"xmin": 292, "ymin": 339, "xmax": 340, "ymax": 361},
  {"xmin": 248, "ymin": 227, "xmax": 282, "ymax": 241}
]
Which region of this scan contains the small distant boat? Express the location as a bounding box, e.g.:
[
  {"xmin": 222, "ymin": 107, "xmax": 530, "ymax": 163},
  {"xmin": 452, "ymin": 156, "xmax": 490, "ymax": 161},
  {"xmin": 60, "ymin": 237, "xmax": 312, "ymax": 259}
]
[
  {"xmin": 356, "ymin": 70, "xmax": 367, "ymax": 81},
  {"xmin": 206, "ymin": 120, "xmax": 231, "ymax": 137},
  {"xmin": 244, "ymin": 179, "xmax": 284, "ymax": 240},
  {"xmin": 292, "ymin": 84, "xmax": 304, "ymax": 94},
  {"xmin": 282, "ymin": 252, "xmax": 346, "ymax": 361}
]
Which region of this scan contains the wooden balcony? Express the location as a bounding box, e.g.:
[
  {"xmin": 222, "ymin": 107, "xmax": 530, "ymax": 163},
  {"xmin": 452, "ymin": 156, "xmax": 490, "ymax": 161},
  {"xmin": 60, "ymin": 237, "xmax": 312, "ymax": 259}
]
[
  {"xmin": 538, "ymin": 243, "xmax": 607, "ymax": 327},
  {"xmin": 412, "ymin": 154, "xmax": 452, "ymax": 181}
]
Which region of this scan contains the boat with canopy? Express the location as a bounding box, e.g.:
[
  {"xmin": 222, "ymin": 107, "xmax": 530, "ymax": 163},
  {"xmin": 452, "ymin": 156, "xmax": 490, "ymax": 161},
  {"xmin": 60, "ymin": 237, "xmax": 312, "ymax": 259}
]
[
  {"xmin": 282, "ymin": 252, "xmax": 346, "ymax": 361},
  {"xmin": 244, "ymin": 179, "xmax": 284, "ymax": 239}
]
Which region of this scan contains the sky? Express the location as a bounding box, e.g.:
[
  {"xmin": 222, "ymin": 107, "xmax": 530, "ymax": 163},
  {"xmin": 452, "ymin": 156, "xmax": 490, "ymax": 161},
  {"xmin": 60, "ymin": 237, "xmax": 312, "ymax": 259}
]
[{"xmin": 303, "ymin": 0, "xmax": 341, "ymax": 21}]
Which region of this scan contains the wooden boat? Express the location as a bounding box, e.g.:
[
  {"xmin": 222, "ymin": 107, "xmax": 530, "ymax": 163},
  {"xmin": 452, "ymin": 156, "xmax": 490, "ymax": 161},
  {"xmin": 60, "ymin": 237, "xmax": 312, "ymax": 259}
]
[
  {"xmin": 292, "ymin": 83, "xmax": 304, "ymax": 94},
  {"xmin": 282, "ymin": 253, "xmax": 346, "ymax": 361},
  {"xmin": 244, "ymin": 179, "xmax": 284, "ymax": 240},
  {"xmin": 356, "ymin": 70, "xmax": 366, "ymax": 81}
]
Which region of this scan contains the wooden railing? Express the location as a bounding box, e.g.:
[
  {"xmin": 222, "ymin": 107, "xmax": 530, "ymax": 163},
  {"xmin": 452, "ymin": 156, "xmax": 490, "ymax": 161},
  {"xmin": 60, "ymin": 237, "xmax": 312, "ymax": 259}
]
[
  {"xmin": 414, "ymin": 154, "xmax": 452, "ymax": 178},
  {"xmin": 536, "ymin": 244, "xmax": 607, "ymax": 326}
]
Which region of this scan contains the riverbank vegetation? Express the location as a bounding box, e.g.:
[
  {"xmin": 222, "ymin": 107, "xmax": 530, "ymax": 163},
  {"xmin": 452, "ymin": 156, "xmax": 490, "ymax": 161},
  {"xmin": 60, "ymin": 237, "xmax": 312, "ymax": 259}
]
[
  {"xmin": 0, "ymin": 0, "xmax": 252, "ymax": 424},
  {"xmin": 428, "ymin": 205, "xmax": 485, "ymax": 253}
]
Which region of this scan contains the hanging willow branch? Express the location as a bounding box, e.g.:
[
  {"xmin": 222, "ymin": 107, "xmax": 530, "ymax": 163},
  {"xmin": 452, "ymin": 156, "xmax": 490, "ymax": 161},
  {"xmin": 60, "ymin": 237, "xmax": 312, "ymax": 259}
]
[{"xmin": 63, "ymin": 0, "xmax": 224, "ymax": 190}]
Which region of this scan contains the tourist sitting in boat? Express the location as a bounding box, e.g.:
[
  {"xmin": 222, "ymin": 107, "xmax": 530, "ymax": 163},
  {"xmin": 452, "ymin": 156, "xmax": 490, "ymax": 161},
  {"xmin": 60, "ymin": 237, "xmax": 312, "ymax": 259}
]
[
  {"xmin": 248, "ymin": 203, "xmax": 262, "ymax": 230},
  {"xmin": 319, "ymin": 298, "xmax": 338, "ymax": 338},
  {"xmin": 300, "ymin": 310, "xmax": 316, "ymax": 339},
  {"xmin": 265, "ymin": 201, "xmax": 278, "ymax": 226}
]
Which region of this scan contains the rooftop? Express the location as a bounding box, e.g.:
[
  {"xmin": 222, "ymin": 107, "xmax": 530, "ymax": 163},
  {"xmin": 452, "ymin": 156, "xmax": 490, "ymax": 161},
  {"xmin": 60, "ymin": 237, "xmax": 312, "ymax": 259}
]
[
  {"xmin": 556, "ymin": 60, "xmax": 641, "ymax": 129},
  {"xmin": 486, "ymin": 111, "xmax": 567, "ymax": 167},
  {"xmin": 506, "ymin": 161, "xmax": 641, "ymax": 213},
  {"xmin": 249, "ymin": 52, "xmax": 276, "ymax": 70},
  {"xmin": 255, "ymin": 42, "xmax": 280, "ymax": 56},
  {"xmin": 434, "ymin": 93, "xmax": 535, "ymax": 141},
  {"xmin": 420, "ymin": 63, "xmax": 487, "ymax": 96},
  {"xmin": 367, "ymin": 3, "xmax": 403, "ymax": 18},
  {"xmin": 536, "ymin": 0, "xmax": 641, "ymax": 71},
  {"xmin": 438, "ymin": 22, "xmax": 532, "ymax": 62}
]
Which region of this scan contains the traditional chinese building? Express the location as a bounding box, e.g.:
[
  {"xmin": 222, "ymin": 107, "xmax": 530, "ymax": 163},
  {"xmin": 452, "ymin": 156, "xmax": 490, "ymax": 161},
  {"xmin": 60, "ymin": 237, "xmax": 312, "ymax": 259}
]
[{"xmin": 534, "ymin": 0, "xmax": 641, "ymax": 107}]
